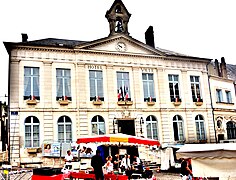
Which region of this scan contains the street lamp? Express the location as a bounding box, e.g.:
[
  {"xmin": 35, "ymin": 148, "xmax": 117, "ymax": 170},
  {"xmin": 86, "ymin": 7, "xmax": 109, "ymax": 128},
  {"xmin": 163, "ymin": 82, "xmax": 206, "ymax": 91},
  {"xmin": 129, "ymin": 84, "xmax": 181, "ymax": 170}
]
[
  {"xmin": 113, "ymin": 117, "xmax": 117, "ymax": 134},
  {"xmin": 140, "ymin": 117, "xmax": 144, "ymax": 134}
]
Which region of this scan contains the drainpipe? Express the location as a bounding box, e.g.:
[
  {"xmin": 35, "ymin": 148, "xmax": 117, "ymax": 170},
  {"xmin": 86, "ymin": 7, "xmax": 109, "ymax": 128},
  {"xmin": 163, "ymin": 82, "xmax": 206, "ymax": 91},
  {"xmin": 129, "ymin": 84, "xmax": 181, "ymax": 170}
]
[{"xmin": 206, "ymin": 62, "xmax": 217, "ymax": 143}]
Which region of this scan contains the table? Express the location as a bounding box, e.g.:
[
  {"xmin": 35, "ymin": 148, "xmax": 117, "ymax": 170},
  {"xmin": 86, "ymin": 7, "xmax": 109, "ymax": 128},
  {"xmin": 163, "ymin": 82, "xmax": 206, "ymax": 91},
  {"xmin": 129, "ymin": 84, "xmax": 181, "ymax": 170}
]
[
  {"xmin": 31, "ymin": 172, "xmax": 71, "ymax": 180},
  {"xmin": 70, "ymin": 172, "xmax": 128, "ymax": 180}
]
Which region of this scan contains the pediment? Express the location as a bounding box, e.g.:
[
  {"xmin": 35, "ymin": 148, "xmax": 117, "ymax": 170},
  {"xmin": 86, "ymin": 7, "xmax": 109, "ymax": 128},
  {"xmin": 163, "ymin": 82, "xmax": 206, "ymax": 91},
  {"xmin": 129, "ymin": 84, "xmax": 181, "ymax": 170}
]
[{"xmin": 75, "ymin": 35, "xmax": 165, "ymax": 56}]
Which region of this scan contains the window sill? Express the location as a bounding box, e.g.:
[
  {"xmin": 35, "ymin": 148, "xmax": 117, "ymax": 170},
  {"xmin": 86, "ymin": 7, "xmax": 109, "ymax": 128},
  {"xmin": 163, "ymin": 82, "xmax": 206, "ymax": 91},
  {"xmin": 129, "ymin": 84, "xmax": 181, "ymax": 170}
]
[
  {"xmin": 93, "ymin": 101, "xmax": 102, "ymax": 105},
  {"xmin": 147, "ymin": 102, "xmax": 155, "ymax": 106},
  {"xmin": 26, "ymin": 100, "xmax": 37, "ymax": 105},
  {"xmin": 216, "ymin": 102, "xmax": 234, "ymax": 105},
  {"xmin": 198, "ymin": 139, "xmax": 207, "ymax": 143},
  {"xmin": 58, "ymin": 100, "xmax": 70, "ymax": 105},
  {"xmin": 195, "ymin": 102, "xmax": 203, "ymax": 106},
  {"xmin": 27, "ymin": 148, "xmax": 39, "ymax": 154},
  {"xmin": 173, "ymin": 102, "xmax": 181, "ymax": 106},
  {"xmin": 117, "ymin": 101, "xmax": 133, "ymax": 106}
]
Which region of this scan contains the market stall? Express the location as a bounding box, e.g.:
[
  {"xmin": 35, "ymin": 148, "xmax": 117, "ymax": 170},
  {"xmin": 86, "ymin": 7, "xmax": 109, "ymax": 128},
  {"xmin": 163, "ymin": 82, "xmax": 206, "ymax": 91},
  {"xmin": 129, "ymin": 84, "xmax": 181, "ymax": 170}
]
[{"xmin": 176, "ymin": 143, "xmax": 236, "ymax": 180}]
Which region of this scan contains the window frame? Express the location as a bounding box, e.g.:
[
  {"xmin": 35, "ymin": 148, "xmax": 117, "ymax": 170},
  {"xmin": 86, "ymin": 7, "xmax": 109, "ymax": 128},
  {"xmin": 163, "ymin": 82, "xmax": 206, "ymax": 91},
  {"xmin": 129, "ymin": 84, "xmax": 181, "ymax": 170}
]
[
  {"xmin": 89, "ymin": 70, "xmax": 104, "ymax": 101},
  {"xmin": 195, "ymin": 115, "xmax": 206, "ymax": 141},
  {"xmin": 24, "ymin": 116, "xmax": 40, "ymax": 148},
  {"xmin": 56, "ymin": 68, "xmax": 72, "ymax": 101},
  {"xmin": 91, "ymin": 115, "xmax": 106, "ymax": 135},
  {"xmin": 146, "ymin": 115, "xmax": 158, "ymax": 140},
  {"xmin": 225, "ymin": 90, "xmax": 232, "ymax": 103},
  {"xmin": 117, "ymin": 72, "xmax": 131, "ymax": 101},
  {"xmin": 24, "ymin": 67, "xmax": 40, "ymax": 100},
  {"xmin": 190, "ymin": 76, "xmax": 202, "ymax": 102},
  {"xmin": 168, "ymin": 74, "xmax": 181, "ymax": 102},
  {"xmin": 57, "ymin": 116, "xmax": 72, "ymax": 143},
  {"xmin": 142, "ymin": 73, "xmax": 156, "ymax": 102},
  {"xmin": 216, "ymin": 89, "xmax": 223, "ymax": 102},
  {"xmin": 173, "ymin": 115, "xmax": 184, "ymax": 141}
]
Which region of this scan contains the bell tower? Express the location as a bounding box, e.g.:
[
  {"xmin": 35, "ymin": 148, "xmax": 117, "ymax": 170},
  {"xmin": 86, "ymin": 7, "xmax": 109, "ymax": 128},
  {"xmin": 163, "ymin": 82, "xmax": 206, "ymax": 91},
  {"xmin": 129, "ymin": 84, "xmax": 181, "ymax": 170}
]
[{"xmin": 105, "ymin": 0, "xmax": 131, "ymax": 36}]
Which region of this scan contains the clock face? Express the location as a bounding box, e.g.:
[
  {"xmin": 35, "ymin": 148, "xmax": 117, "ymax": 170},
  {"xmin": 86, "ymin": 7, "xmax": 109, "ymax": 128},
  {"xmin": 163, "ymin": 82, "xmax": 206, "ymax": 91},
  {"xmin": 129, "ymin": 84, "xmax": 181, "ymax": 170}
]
[{"xmin": 116, "ymin": 42, "xmax": 126, "ymax": 51}]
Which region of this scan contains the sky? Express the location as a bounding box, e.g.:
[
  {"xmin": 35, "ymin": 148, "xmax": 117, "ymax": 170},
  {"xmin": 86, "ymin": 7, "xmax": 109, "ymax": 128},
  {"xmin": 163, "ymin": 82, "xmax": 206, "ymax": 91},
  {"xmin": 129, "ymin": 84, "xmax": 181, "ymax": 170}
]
[{"xmin": 0, "ymin": 0, "xmax": 236, "ymax": 101}]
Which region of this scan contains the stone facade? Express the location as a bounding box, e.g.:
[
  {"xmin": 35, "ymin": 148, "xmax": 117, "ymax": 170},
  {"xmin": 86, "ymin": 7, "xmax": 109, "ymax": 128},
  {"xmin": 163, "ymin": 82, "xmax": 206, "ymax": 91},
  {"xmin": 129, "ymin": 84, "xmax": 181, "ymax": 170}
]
[{"xmin": 4, "ymin": 0, "xmax": 236, "ymax": 166}]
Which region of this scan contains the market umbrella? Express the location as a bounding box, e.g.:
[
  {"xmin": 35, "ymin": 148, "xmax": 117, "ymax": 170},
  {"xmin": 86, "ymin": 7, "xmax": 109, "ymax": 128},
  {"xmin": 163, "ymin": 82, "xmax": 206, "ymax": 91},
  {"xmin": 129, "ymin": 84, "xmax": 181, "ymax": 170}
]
[{"xmin": 76, "ymin": 133, "xmax": 160, "ymax": 146}]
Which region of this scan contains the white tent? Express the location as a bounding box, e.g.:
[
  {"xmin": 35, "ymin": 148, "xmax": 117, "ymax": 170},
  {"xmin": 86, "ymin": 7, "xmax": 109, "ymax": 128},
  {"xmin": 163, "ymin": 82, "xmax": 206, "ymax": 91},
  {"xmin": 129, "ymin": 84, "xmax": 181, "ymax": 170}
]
[{"xmin": 176, "ymin": 143, "xmax": 236, "ymax": 180}]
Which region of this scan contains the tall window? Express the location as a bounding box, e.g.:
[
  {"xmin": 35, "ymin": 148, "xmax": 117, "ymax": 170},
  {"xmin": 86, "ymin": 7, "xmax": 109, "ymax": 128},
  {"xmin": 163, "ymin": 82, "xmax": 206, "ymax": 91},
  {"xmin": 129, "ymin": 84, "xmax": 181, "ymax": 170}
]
[
  {"xmin": 24, "ymin": 67, "xmax": 39, "ymax": 100},
  {"xmin": 226, "ymin": 121, "xmax": 236, "ymax": 139},
  {"xmin": 195, "ymin": 115, "xmax": 206, "ymax": 140},
  {"xmin": 168, "ymin": 75, "xmax": 180, "ymax": 102},
  {"xmin": 146, "ymin": 115, "xmax": 158, "ymax": 139},
  {"xmin": 190, "ymin": 76, "xmax": 202, "ymax": 102},
  {"xmin": 58, "ymin": 116, "xmax": 72, "ymax": 143},
  {"xmin": 142, "ymin": 73, "xmax": 155, "ymax": 102},
  {"xmin": 91, "ymin": 115, "xmax": 105, "ymax": 135},
  {"xmin": 89, "ymin": 70, "xmax": 104, "ymax": 101},
  {"xmin": 25, "ymin": 116, "xmax": 40, "ymax": 147},
  {"xmin": 226, "ymin": 91, "xmax": 232, "ymax": 103},
  {"xmin": 56, "ymin": 69, "xmax": 71, "ymax": 101},
  {"xmin": 173, "ymin": 115, "xmax": 184, "ymax": 141},
  {"xmin": 117, "ymin": 72, "xmax": 131, "ymax": 101},
  {"xmin": 216, "ymin": 89, "xmax": 223, "ymax": 102}
]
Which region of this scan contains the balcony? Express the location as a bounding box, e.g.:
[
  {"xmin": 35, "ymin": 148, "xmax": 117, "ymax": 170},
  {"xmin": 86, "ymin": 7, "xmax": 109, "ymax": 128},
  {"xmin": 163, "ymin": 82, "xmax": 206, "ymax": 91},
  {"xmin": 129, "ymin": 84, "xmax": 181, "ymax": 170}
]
[
  {"xmin": 195, "ymin": 101, "xmax": 203, "ymax": 106},
  {"xmin": 147, "ymin": 102, "xmax": 155, "ymax": 106}
]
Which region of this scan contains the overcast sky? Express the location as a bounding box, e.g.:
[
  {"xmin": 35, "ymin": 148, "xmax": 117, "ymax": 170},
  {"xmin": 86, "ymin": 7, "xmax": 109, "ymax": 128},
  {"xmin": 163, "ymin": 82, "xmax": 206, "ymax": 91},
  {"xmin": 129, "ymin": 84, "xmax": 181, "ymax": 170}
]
[{"xmin": 0, "ymin": 0, "xmax": 236, "ymax": 100}]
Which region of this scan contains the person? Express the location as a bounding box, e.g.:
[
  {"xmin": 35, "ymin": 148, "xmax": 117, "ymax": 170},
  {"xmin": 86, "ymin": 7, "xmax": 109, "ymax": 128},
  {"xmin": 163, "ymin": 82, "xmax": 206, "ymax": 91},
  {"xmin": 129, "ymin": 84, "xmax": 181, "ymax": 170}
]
[
  {"xmin": 105, "ymin": 156, "xmax": 114, "ymax": 174},
  {"xmin": 180, "ymin": 158, "xmax": 192, "ymax": 180},
  {"xmin": 91, "ymin": 149, "xmax": 104, "ymax": 180},
  {"xmin": 112, "ymin": 153, "xmax": 121, "ymax": 171},
  {"xmin": 64, "ymin": 150, "xmax": 74, "ymax": 169},
  {"xmin": 120, "ymin": 154, "xmax": 131, "ymax": 172},
  {"xmin": 133, "ymin": 155, "xmax": 143, "ymax": 173}
]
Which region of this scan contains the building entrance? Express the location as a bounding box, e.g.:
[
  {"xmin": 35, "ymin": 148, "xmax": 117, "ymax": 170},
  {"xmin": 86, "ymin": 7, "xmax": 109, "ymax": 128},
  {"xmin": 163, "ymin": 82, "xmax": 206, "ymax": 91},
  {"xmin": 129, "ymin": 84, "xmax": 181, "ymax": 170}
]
[{"xmin": 118, "ymin": 120, "xmax": 135, "ymax": 135}]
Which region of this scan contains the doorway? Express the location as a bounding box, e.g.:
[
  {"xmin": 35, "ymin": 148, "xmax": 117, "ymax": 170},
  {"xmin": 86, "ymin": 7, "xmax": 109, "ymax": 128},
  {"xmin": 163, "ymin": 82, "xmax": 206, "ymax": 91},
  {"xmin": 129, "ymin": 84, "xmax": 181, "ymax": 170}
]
[{"xmin": 118, "ymin": 120, "xmax": 135, "ymax": 135}]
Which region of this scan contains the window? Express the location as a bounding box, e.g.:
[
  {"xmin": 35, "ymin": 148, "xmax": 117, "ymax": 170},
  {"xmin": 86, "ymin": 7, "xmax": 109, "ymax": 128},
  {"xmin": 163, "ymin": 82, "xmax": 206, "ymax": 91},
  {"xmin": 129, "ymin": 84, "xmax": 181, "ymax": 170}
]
[
  {"xmin": 24, "ymin": 67, "xmax": 40, "ymax": 100},
  {"xmin": 226, "ymin": 121, "xmax": 236, "ymax": 139},
  {"xmin": 195, "ymin": 115, "xmax": 206, "ymax": 140},
  {"xmin": 89, "ymin": 70, "xmax": 104, "ymax": 101},
  {"xmin": 216, "ymin": 89, "xmax": 223, "ymax": 102},
  {"xmin": 226, "ymin": 91, "xmax": 232, "ymax": 103},
  {"xmin": 168, "ymin": 75, "xmax": 180, "ymax": 102},
  {"xmin": 58, "ymin": 116, "xmax": 72, "ymax": 143},
  {"xmin": 190, "ymin": 76, "xmax": 202, "ymax": 102},
  {"xmin": 117, "ymin": 72, "xmax": 131, "ymax": 101},
  {"xmin": 56, "ymin": 69, "xmax": 71, "ymax": 101},
  {"xmin": 25, "ymin": 116, "xmax": 40, "ymax": 147},
  {"xmin": 146, "ymin": 115, "xmax": 158, "ymax": 139},
  {"xmin": 115, "ymin": 18, "xmax": 123, "ymax": 33},
  {"xmin": 173, "ymin": 115, "xmax": 184, "ymax": 141},
  {"xmin": 91, "ymin": 115, "xmax": 105, "ymax": 135},
  {"xmin": 142, "ymin": 73, "xmax": 155, "ymax": 102}
]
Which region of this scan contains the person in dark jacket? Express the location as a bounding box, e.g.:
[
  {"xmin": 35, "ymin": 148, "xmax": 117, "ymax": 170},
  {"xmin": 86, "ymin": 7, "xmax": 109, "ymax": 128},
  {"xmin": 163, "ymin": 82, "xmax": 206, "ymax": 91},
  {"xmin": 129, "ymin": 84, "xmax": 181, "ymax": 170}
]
[{"xmin": 91, "ymin": 149, "xmax": 104, "ymax": 180}]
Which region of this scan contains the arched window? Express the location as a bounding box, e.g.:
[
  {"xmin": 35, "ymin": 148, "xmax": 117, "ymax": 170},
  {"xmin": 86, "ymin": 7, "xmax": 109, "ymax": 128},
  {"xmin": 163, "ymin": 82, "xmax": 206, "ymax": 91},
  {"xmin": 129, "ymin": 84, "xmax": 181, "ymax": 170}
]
[
  {"xmin": 115, "ymin": 5, "xmax": 121, "ymax": 13},
  {"xmin": 25, "ymin": 116, "xmax": 40, "ymax": 147},
  {"xmin": 195, "ymin": 115, "xmax": 206, "ymax": 140},
  {"xmin": 58, "ymin": 116, "xmax": 72, "ymax": 143},
  {"xmin": 91, "ymin": 115, "xmax": 105, "ymax": 135},
  {"xmin": 226, "ymin": 121, "xmax": 236, "ymax": 139},
  {"xmin": 146, "ymin": 115, "xmax": 158, "ymax": 139},
  {"xmin": 173, "ymin": 115, "xmax": 184, "ymax": 141},
  {"xmin": 115, "ymin": 18, "xmax": 123, "ymax": 33}
]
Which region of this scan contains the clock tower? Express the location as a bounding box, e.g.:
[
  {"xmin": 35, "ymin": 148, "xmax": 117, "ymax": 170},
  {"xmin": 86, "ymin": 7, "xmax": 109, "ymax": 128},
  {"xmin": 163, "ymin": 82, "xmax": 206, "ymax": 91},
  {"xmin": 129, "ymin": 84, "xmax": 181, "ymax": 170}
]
[{"xmin": 105, "ymin": 0, "xmax": 131, "ymax": 36}]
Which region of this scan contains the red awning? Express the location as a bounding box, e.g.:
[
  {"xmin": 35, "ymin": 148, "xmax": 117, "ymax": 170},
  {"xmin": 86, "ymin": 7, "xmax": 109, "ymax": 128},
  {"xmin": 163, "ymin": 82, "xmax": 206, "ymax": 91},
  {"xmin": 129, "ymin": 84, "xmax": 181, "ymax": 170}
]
[{"xmin": 76, "ymin": 133, "xmax": 160, "ymax": 146}]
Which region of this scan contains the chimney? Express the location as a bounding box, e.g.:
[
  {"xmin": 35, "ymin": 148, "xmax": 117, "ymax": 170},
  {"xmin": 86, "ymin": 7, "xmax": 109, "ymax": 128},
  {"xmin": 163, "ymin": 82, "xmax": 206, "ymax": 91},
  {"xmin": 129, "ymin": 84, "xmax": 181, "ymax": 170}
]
[
  {"xmin": 21, "ymin": 33, "xmax": 28, "ymax": 42},
  {"xmin": 220, "ymin": 57, "xmax": 227, "ymax": 78},
  {"xmin": 145, "ymin": 26, "xmax": 155, "ymax": 48},
  {"xmin": 215, "ymin": 59, "xmax": 220, "ymax": 77}
]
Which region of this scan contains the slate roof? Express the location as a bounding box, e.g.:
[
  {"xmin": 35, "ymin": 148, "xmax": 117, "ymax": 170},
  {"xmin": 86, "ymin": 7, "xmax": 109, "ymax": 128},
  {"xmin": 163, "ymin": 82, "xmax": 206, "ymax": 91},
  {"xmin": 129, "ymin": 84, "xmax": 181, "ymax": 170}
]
[{"xmin": 227, "ymin": 64, "xmax": 236, "ymax": 82}]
